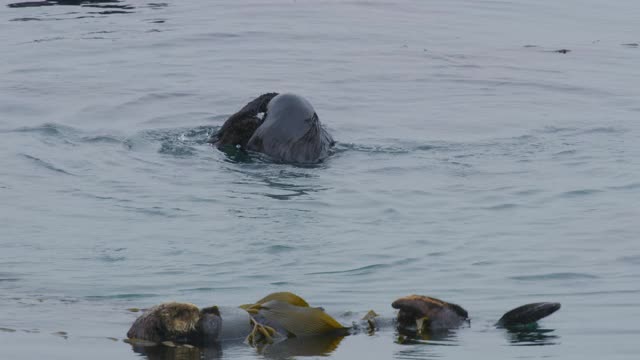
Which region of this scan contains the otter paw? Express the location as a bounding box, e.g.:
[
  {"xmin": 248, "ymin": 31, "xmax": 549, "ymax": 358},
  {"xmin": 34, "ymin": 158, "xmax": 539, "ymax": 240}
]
[{"xmin": 245, "ymin": 318, "xmax": 277, "ymax": 347}]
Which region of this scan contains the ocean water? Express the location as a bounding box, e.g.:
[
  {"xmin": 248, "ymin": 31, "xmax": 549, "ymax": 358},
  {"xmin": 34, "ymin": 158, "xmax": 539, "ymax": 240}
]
[{"xmin": 1, "ymin": 0, "xmax": 639, "ymax": 359}]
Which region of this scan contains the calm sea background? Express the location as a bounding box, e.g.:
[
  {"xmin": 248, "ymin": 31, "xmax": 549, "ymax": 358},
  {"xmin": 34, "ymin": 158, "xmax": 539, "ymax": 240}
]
[{"xmin": 1, "ymin": 1, "xmax": 639, "ymax": 359}]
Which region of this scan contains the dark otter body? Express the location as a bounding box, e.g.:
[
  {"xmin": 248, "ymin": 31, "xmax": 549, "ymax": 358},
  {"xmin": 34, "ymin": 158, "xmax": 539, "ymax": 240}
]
[{"xmin": 209, "ymin": 93, "xmax": 334, "ymax": 164}]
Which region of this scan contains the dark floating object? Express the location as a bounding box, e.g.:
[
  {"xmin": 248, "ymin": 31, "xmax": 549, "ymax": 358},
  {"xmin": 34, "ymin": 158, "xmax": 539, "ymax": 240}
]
[
  {"xmin": 622, "ymin": 43, "xmax": 639, "ymax": 47},
  {"xmin": 497, "ymin": 302, "xmax": 561, "ymax": 327},
  {"xmin": 554, "ymin": 49, "xmax": 571, "ymax": 54},
  {"xmin": 209, "ymin": 92, "xmax": 334, "ymax": 164}
]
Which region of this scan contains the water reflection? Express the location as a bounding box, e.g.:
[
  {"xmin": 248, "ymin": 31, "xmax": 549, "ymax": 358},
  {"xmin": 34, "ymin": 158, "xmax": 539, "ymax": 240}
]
[
  {"xmin": 260, "ymin": 335, "xmax": 345, "ymax": 359},
  {"xmin": 504, "ymin": 326, "xmax": 559, "ymax": 346},
  {"xmin": 393, "ymin": 330, "xmax": 458, "ymax": 359},
  {"xmin": 227, "ymin": 164, "xmax": 326, "ymax": 201},
  {"xmin": 128, "ymin": 335, "xmax": 345, "ymax": 360},
  {"xmin": 130, "ymin": 342, "xmax": 222, "ymax": 360},
  {"xmin": 395, "ymin": 327, "xmax": 460, "ymax": 346}
]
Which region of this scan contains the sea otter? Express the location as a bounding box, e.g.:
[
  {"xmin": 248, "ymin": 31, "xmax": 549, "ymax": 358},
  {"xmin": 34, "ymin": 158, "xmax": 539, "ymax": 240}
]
[
  {"xmin": 126, "ymin": 292, "xmax": 560, "ymax": 347},
  {"xmin": 208, "ymin": 93, "xmax": 334, "ymax": 164}
]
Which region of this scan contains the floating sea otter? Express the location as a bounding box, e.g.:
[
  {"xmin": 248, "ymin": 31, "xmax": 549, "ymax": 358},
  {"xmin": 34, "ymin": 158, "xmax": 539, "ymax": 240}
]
[
  {"xmin": 208, "ymin": 93, "xmax": 334, "ymax": 164},
  {"xmin": 127, "ymin": 292, "xmax": 560, "ymax": 347}
]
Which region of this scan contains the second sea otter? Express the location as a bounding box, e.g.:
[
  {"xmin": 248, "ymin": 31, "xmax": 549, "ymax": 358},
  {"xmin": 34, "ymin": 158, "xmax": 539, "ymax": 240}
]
[{"xmin": 209, "ymin": 93, "xmax": 334, "ymax": 164}]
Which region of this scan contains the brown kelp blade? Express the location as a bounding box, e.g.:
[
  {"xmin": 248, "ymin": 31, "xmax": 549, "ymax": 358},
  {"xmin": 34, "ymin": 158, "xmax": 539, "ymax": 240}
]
[{"xmin": 497, "ymin": 302, "xmax": 561, "ymax": 327}]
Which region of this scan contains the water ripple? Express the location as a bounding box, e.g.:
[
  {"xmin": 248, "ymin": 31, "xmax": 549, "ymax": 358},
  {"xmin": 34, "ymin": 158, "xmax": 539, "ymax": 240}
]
[
  {"xmin": 19, "ymin": 154, "xmax": 75, "ymax": 175},
  {"xmin": 306, "ymin": 264, "xmax": 390, "ymax": 276},
  {"xmin": 559, "ymin": 189, "xmax": 604, "ymax": 198},
  {"xmin": 510, "ymin": 272, "xmax": 598, "ymax": 281}
]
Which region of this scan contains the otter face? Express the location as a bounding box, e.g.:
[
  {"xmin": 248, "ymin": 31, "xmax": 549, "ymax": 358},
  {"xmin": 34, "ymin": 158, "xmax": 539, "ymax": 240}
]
[
  {"xmin": 158, "ymin": 303, "xmax": 200, "ymax": 335},
  {"xmin": 197, "ymin": 313, "xmax": 222, "ymax": 344},
  {"xmin": 127, "ymin": 302, "xmax": 201, "ymax": 343}
]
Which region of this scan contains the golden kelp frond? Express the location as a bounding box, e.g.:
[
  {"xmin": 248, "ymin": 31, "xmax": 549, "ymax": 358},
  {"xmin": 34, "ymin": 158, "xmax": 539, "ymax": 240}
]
[
  {"xmin": 240, "ymin": 292, "xmax": 310, "ymax": 314},
  {"xmin": 257, "ymin": 300, "xmax": 347, "ymax": 337},
  {"xmin": 255, "ymin": 292, "xmax": 311, "ymax": 307}
]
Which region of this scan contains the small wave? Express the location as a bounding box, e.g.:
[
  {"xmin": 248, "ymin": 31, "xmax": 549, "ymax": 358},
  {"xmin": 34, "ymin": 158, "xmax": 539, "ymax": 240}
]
[
  {"xmin": 617, "ymin": 255, "xmax": 640, "ymax": 265},
  {"xmin": 334, "ymin": 142, "xmax": 410, "ymax": 154},
  {"xmin": 114, "ymin": 204, "xmax": 186, "ymax": 217},
  {"xmin": 6, "ymin": 123, "xmax": 124, "ymax": 147},
  {"xmin": 510, "ymin": 272, "xmax": 598, "ymax": 281},
  {"xmin": 178, "ymin": 286, "xmax": 246, "ymax": 294},
  {"xmin": 85, "ymin": 293, "xmax": 158, "ymax": 300},
  {"xmin": 306, "ymin": 263, "xmax": 389, "ymax": 276},
  {"xmin": 513, "ymin": 189, "xmax": 543, "ymax": 196},
  {"xmin": 80, "ymin": 135, "xmax": 123, "ymax": 144},
  {"xmin": 553, "ymin": 149, "xmax": 577, "ymax": 156},
  {"xmin": 537, "ymin": 126, "xmax": 624, "ymax": 136},
  {"xmin": 265, "ymin": 245, "xmax": 295, "ymax": 254},
  {"xmin": 158, "ymin": 143, "xmax": 197, "ymax": 156},
  {"xmin": 270, "ymin": 281, "xmax": 291, "ymax": 286},
  {"xmin": 484, "ymin": 203, "xmax": 519, "ymax": 211},
  {"xmin": 10, "ymin": 17, "xmax": 42, "ymax": 21},
  {"xmin": 559, "ymin": 189, "xmax": 603, "ymax": 198},
  {"xmin": 125, "ymin": 126, "xmax": 214, "ymax": 155},
  {"xmin": 97, "ymin": 254, "xmax": 126, "ymax": 263},
  {"xmin": 19, "ymin": 154, "xmax": 75, "ymax": 175},
  {"xmin": 6, "ymin": 122, "xmax": 74, "ymax": 136},
  {"xmin": 608, "ymin": 183, "xmax": 640, "ymax": 191},
  {"xmin": 538, "ymin": 126, "xmax": 577, "ymax": 134},
  {"xmin": 579, "ymin": 127, "xmax": 624, "ymax": 134}
]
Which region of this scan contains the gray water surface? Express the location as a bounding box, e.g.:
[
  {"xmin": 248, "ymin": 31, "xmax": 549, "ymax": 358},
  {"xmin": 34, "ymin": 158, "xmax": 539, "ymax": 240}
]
[{"xmin": 1, "ymin": 1, "xmax": 639, "ymax": 359}]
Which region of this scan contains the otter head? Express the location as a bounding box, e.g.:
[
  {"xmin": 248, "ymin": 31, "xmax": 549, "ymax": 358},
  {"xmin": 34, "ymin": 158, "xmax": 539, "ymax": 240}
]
[
  {"xmin": 159, "ymin": 303, "xmax": 201, "ymax": 336},
  {"xmin": 127, "ymin": 302, "xmax": 201, "ymax": 343},
  {"xmin": 196, "ymin": 306, "xmax": 222, "ymax": 344}
]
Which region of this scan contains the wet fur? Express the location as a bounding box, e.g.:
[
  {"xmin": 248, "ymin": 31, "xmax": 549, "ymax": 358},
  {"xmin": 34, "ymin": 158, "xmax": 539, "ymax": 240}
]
[
  {"xmin": 211, "ymin": 93, "xmax": 334, "ymax": 164},
  {"xmin": 127, "ymin": 303, "xmax": 221, "ymax": 344},
  {"xmin": 127, "ymin": 302, "xmax": 201, "ymax": 343},
  {"xmin": 248, "ymin": 112, "xmax": 334, "ymax": 164}
]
